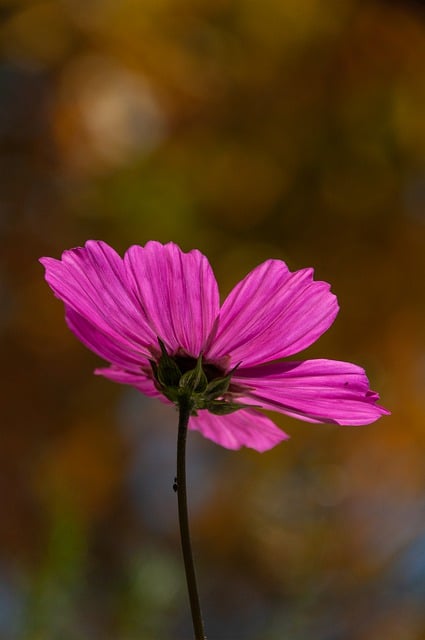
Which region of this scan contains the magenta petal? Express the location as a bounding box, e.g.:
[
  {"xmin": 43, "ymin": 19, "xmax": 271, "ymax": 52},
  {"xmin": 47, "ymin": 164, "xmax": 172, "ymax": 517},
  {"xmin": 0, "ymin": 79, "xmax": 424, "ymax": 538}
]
[
  {"xmin": 66, "ymin": 307, "xmax": 146, "ymax": 370},
  {"xmin": 206, "ymin": 260, "xmax": 339, "ymax": 367},
  {"xmin": 95, "ymin": 366, "xmax": 162, "ymax": 398},
  {"xmin": 124, "ymin": 242, "xmax": 220, "ymax": 357},
  {"xmin": 189, "ymin": 408, "xmax": 289, "ymax": 451},
  {"xmin": 40, "ymin": 241, "xmax": 156, "ymax": 359},
  {"xmin": 234, "ymin": 359, "xmax": 390, "ymax": 426}
]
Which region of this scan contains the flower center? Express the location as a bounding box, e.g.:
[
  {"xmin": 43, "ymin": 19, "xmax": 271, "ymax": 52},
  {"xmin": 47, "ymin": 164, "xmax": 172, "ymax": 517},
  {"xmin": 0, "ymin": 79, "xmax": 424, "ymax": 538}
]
[
  {"xmin": 150, "ymin": 339, "xmax": 248, "ymax": 416},
  {"xmin": 174, "ymin": 356, "xmax": 224, "ymax": 383}
]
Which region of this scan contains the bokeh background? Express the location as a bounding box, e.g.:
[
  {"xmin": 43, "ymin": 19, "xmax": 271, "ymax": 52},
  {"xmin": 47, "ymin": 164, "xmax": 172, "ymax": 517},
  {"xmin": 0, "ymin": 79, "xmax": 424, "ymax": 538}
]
[{"xmin": 1, "ymin": 0, "xmax": 425, "ymax": 638}]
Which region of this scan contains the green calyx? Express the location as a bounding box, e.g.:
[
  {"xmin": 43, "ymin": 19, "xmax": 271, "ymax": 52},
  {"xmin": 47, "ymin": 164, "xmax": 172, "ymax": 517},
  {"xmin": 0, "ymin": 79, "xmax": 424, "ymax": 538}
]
[{"xmin": 151, "ymin": 338, "xmax": 248, "ymax": 415}]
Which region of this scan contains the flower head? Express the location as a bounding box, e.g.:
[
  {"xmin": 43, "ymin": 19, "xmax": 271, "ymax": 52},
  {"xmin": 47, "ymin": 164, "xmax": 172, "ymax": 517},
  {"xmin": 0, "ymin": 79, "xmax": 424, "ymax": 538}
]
[{"xmin": 40, "ymin": 241, "xmax": 389, "ymax": 451}]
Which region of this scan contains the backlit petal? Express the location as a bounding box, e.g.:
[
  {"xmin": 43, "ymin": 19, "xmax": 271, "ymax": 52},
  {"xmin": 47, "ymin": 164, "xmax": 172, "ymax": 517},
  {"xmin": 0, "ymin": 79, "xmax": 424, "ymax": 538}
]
[
  {"xmin": 124, "ymin": 241, "xmax": 220, "ymax": 357},
  {"xmin": 235, "ymin": 359, "xmax": 390, "ymax": 425},
  {"xmin": 40, "ymin": 241, "xmax": 155, "ymax": 362},
  {"xmin": 95, "ymin": 365, "xmax": 162, "ymax": 398},
  {"xmin": 66, "ymin": 306, "xmax": 146, "ymax": 370},
  {"xmin": 189, "ymin": 408, "xmax": 289, "ymax": 451},
  {"xmin": 206, "ymin": 260, "xmax": 338, "ymax": 367}
]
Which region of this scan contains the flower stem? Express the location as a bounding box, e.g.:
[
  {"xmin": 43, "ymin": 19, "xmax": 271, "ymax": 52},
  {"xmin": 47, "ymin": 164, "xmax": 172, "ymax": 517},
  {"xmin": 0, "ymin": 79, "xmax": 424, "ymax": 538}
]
[{"xmin": 176, "ymin": 397, "xmax": 207, "ymax": 640}]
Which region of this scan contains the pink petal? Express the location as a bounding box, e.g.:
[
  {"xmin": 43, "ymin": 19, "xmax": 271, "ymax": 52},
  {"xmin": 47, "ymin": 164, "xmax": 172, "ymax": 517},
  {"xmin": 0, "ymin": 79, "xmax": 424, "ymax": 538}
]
[
  {"xmin": 189, "ymin": 408, "xmax": 289, "ymax": 451},
  {"xmin": 40, "ymin": 241, "xmax": 156, "ymax": 361},
  {"xmin": 206, "ymin": 260, "xmax": 338, "ymax": 367},
  {"xmin": 234, "ymin": 359, "xmax": 390, "ymax": 426},
  {"xmin": 95, "ymin": 365, "xmax": 162, "ymax": 398},
  {"xmin": 124, "ymin": 241, "xmax": 220, "ymax": 357},
  {"xmin": 66, "ymin": 306, "xmax": 146, "ymax": 370}
]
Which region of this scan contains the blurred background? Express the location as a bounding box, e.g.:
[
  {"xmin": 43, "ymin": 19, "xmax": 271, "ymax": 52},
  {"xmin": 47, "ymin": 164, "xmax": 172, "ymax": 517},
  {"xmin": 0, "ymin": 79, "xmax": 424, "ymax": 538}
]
[{"xmin": 1, "ymin": 0, "xmax": 425, "ymax": 638}]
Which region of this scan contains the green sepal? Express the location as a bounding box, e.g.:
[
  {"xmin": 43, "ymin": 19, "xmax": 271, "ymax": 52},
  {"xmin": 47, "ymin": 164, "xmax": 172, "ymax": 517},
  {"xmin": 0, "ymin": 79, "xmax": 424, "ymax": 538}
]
[
  {"xmin": 179, "ymin": 354, "xmax": 208, "ymax": 394},
  {"xmin": 162, "ymin": 387, "xmax": 182, "ymax": 404},
  {"xmin": 203, "ymin": 375, "xmax": 231, "ymax": 400},
  {"xmin": 207, "ymin": 400, "xmax": 246, "ymax": 415},
  {"xmin": 155, "ymin": 338, "xmax": 182, "ymax": 388}
]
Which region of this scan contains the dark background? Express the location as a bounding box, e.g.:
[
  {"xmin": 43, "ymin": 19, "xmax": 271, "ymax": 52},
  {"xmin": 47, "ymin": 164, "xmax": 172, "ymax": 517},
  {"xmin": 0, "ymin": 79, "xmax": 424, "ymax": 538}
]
[{"xmin": 1, "ymin": 0, "xmax": 424, "ymax": 638}]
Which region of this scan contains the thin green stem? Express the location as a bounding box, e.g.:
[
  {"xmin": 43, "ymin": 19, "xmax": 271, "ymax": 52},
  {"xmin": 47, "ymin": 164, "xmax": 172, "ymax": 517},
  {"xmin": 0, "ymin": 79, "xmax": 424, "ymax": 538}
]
[{"xmin": 176, "ymin": 397, "xmax": 207, "ymax": 640}]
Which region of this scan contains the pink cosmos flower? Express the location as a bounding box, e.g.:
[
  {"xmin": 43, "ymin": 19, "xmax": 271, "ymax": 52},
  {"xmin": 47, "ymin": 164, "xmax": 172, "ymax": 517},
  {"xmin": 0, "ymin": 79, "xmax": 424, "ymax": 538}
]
[{"xmin": 40, "ymin": 241, "xmax": 389, "ymax": 451}]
